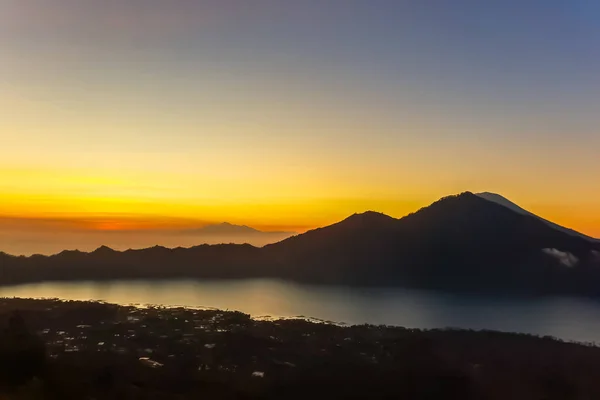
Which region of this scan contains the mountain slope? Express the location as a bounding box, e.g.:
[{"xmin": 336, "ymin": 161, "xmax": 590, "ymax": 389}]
[
  {"xmin": 264, "ymin": 211, "xmax": 400, "ymax": 284},
  {"xmin": 476, "ymin": 192, "xmax": 598, "ymax": 242},
  {"xmin": 265, "ymin": 192, "xmax": 600, "ymax": 291},
  {"xmin": 1, "ymin": 192, "xmax": 599, "ymax": 295}
]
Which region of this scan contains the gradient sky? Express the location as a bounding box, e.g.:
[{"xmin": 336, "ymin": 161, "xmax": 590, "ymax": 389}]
[{"xmin": 1, "ymin": 0, "xmax": 600, "ymax": 254}]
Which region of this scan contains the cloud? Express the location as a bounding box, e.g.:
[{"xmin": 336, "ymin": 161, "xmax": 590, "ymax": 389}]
[{"xmin": 542, "ymin": 248, "xmax": 579, "ymax": 268}]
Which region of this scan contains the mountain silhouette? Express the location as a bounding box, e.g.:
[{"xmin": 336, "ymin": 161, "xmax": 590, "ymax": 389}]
[
  {"xmin": 183, "ymin": 222, "xmax": 292, "ymax": 236},
  {"xmin": 174, "ymin": 222, "xmax": 295, "ymax": 247},
  {"xmin": 266, "ymin": 192, "xmax": 600, "ymax": 289},
  {"xmin": 476, "ymin": 192, "xmax": 599, "ymax": 242},
  {"xmin": 1, "ymin": 192, "xmax": 599, "ymax": 296}
]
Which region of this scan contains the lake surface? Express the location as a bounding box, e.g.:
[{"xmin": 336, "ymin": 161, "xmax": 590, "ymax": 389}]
[{"xmin": 2, "ymin": 279, "xmax": 600, "ymax": 343}]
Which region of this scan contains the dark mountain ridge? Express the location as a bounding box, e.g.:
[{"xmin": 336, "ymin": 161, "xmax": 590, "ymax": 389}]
[
  {"xmin": 1, "ymin": 192, "xmax": 599, "ymax": 296},
  {"xmin": 476, "ymin": 192, "xmax": 599, "ymax": 242},
  {"xmin": 266, "ymin": 192, "xmax": 600, "ymax": 290}
]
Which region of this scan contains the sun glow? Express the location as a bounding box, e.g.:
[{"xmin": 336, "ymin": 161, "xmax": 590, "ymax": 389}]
[{"xmin": 1, "ymin": 0, "xmax": 599, "ymax": 255}]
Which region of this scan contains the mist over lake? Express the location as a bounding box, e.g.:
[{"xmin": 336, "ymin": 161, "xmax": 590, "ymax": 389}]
[{"xmin": 2, "ymin": 278, "xmax": 600, "ymax": 344}]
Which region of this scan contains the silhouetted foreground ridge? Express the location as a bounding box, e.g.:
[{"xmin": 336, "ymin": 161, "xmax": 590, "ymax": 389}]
[
  {"xmin": 1, "ymin": 192, "xmax": 599, "ymax": 295},
  {"xmin": 1, "ymin": 298, "xmax": 600, "ymax": 399}
]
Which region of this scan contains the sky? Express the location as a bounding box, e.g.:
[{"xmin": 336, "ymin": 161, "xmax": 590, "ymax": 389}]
[{"xmin": 1, "ymin": 0, "xmax": 600, "ymax": 254}]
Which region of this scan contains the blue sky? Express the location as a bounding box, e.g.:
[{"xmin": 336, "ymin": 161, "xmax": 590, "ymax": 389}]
[{"xmin": 1, "ymin": 0, "xmax": 599, "ymax": 254}]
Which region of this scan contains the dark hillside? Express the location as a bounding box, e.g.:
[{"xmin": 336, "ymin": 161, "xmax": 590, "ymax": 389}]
[
  {"xmin": 2, "ymin": 298, "xmax": 600, "ymax": 399},
  {"xmin": 1, "ymin": 193, "xmax": 599, "ymax": 295}
]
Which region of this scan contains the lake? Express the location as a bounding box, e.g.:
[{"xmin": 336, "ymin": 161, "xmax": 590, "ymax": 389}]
[{"xmin": 2, "ymin": 279, "xmax": 600, "ymax": 343}]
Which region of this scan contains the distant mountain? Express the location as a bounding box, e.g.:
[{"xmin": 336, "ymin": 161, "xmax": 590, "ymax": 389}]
[
  {"xmin": 176, "ymin": 222, "xmax": 295, "ymax": 247},
  {"xmin": 476, "ymin": 192, "xmax": 599, "ymax": 242},
  {"xmin": 1, "ymin": 192, "xmax": 599, "ymax": 296},
  {"xmin": 184, "ymin": 222, "xmax": 292, "ymax": 236}
]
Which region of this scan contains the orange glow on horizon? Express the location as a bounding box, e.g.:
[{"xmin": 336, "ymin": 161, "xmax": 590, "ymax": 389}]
[
  {"xmin": 2, "ymin": 0, "xmax": 600, "ymax": 256},
  {"xmin": 1, "ymin": 196, "xmax": 598, "ymax": 239}
]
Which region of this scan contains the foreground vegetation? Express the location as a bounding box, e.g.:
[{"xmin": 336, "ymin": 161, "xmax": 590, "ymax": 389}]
[{"xmin": 0, "ymin": 298, "xmax": 599, "ymax": 399}]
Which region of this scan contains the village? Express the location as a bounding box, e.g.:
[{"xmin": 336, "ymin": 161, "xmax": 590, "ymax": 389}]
[{"xmin": 1, "ymin": 297, "xmax": 600, "ymax": 399}]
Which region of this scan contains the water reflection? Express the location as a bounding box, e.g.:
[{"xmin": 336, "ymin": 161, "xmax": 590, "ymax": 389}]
[{"xmin": 1, "ymin": 279, "xmax": 600, "ymax": 343}]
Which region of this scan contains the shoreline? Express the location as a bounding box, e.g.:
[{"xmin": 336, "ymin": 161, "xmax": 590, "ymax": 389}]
[{"xmin": 1, "ymin": 298, "xmax": 600, "ymax": 398}]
